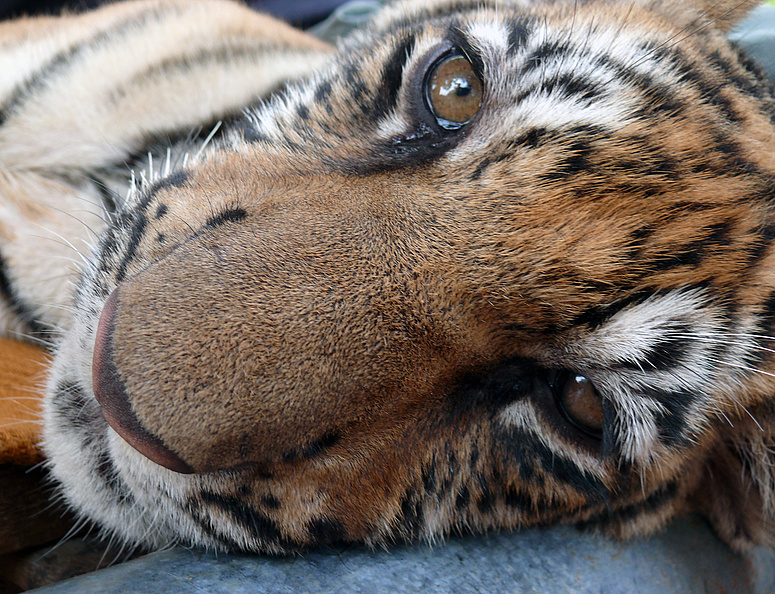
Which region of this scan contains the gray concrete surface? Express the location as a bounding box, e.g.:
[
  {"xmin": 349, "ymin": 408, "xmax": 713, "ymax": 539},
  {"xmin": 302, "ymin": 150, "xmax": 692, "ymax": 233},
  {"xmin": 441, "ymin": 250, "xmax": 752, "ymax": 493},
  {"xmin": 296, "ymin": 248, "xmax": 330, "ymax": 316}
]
[
  {"xmin": 31, "ymin": 516, "xmax": 775, "ymax": 593},
  {"xmin": 731, "ymin": 5, "xmax": 775, "ymax": 80}
]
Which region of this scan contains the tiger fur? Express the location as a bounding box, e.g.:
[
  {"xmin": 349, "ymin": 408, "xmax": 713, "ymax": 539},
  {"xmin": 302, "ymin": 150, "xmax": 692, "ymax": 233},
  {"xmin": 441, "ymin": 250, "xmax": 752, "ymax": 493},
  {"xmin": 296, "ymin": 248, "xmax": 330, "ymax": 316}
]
[{"xmin": 1, "ymin": 0, "xmax": 775, "ymax": 554}]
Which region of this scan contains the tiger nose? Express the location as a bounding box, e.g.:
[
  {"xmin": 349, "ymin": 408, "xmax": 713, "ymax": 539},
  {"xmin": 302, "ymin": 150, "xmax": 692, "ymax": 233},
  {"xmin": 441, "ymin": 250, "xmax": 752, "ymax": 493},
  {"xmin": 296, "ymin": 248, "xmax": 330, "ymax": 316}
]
[{"xmin": 92, "ymin": 289, "xmax": 194, "ymax": 474}]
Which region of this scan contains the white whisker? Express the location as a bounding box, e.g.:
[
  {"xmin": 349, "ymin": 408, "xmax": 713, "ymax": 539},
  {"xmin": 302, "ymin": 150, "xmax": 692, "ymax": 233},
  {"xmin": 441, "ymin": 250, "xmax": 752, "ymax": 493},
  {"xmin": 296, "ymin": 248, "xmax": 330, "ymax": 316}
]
[{"xmin": 193, "ymin": 121, "xmax": 223, "ymax": 163}]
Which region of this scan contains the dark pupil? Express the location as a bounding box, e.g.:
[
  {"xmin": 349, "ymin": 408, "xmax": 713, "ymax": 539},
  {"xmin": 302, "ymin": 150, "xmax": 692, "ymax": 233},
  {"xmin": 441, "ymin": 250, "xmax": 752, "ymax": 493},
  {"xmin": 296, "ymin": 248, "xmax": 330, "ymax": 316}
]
[{"xmin": 448, "ymin": 78, "xmax": 472, "ymax": 97}]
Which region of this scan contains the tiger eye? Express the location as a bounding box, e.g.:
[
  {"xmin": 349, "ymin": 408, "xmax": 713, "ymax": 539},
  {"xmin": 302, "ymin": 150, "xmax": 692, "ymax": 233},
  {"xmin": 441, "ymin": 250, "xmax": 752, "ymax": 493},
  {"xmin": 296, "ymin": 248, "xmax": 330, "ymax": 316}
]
[
  {"xmin": 426, "ymin": 54, "xmax": 482, "ymax": 127},
  {"xmin": 558, "ymin": 375, "xmax": 604, "ymax": 436}
]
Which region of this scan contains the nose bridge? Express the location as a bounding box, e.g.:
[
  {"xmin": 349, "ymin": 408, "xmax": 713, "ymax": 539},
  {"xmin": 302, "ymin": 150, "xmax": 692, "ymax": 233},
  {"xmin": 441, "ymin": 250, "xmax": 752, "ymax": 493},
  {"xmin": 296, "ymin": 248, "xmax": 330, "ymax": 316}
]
[
  {"xmin": 151, "ymin": 163, "xmax": 380, "ymax": 258},
  {"xmin": 124, "ymin": 162, "xmax": 350, "ymax": 298},
  {"xmin": 98, "ymin": 199, "xmax": 462, "ymax": 472}
]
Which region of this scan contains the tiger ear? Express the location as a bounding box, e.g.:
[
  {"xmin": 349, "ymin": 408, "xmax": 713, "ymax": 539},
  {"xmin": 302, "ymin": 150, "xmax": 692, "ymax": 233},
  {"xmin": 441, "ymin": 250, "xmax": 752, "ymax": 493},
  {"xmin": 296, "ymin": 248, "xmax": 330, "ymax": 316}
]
[
  {"xmin": 641, "ymin": 0, "xmax": 761, "ymax": 32},
  {"xmin": 688, "ymin": 414, "xmax": 775, "ymax": 551}
]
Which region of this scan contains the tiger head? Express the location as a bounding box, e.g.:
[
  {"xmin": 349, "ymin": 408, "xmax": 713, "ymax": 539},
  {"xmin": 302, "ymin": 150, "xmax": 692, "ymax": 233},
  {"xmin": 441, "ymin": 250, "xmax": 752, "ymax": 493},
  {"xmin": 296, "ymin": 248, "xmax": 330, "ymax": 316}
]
[{"xmin": 43, "ymin": 0, "xmax": 775, "ymax": 553}]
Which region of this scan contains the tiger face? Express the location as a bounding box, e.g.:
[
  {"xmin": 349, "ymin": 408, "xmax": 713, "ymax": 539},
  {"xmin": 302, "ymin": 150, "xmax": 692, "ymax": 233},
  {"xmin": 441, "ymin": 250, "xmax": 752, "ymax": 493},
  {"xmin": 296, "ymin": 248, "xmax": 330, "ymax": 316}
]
[{"xmin": 37, "ymin": 0, "xmax": 775, "ymax": 553}]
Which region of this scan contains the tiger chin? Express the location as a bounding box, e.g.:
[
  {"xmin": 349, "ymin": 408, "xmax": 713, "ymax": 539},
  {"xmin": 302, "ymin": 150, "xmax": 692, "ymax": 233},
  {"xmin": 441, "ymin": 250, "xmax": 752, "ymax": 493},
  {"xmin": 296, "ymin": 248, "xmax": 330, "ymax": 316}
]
[{"xmin": 3, "ymin": 0, "xmax": 771, "ymax": 554}]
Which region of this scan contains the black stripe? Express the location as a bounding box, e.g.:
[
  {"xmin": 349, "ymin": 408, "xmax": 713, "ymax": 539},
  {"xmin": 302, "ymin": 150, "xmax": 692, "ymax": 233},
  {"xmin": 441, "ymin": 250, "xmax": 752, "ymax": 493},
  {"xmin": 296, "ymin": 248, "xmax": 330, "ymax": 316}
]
[
  {"xmin": 95, "ymin": 224, "xmax": 121, "ymax": 278},
  {"xmin": 758, "ymin": 290, "xmax": 775, "ymax": 336},
  {"xmin": 596, "ymin": 51, "xmax": 687, "ymax": 119},
  {"xmin": 506, "ymin": 18, "xmax": 531, "ymax": 55},
  {"xmin": 727, "ymin": 45, "xmax": 775, "ymax": 125},
  {"xmin": 744, "ymin": 222, "xmax": 775, "ymax": 267},
  {"xmin": 261, "ymin": 494, "xmax": 280, "ymax": 509},
  {"xmin": 515, "ymin": 73, "xmax": 604, "ymax": 107},
  {"xmin": 475, "ymin": 473, "xmax": 494, "ymax": 513},
  {"xmin": 543, "ymin": 136, "xmax": 594, "ymax": 179},
  {"xmin": 708, "ymin": 129, "xmax": 760, "ymax": 175},
  {"xmin": 468, "ymin": 127, "xmax": 554, "ymax": 181},
  {"xmin": 314, "ymin": 79, "xmax": 333, "ymax": 104},
  {"xmin": 200, "ymin": 491, "xmax": 289, "ymax": 548},
  {"xmin": 112, "ymin": 173, "xmax": 173, "ymax": 283},
  {"xmin": 645, "ymin": 221, "xmax": 733, "ymax": 272},
  {"xmin": 618, "ymin": 330, "xmax": 692, "ymax": 372},
  {"xmin": 600, "ymin": 46, "xmax": 767, "ymax": 175},
  {"xmin": 282, "ymin": 430, "xmax": 341, "ymax": 461},
  {"xmin": 536, "ymin": 124, "xmax": 606, "ymax": 181},
  {"xmin": 382, "ymin": 0, "xmax": 491, "ymax": 32},
  {"xmin": 343, "ymin": 63, "xmax": 367, "ymax": 104},
  {"xmin": 204, "ymin": 207, "xmax": 247, "ymax": 230},
  {"xmin": 186, "ymin": 495, "xmax": 233, "ymax": 547},
  {"xmin": 88, "ymin": 174, "xmax": 121, "ymax": 219},
  {"xmin": 307, "ymin": 518, "xmax": 347, "ymax": 544},
  {"xmin": 0, "ymin": 3, "xmax": 175, "ymax": 125},
  {"xmin": 422, "ymin": 460, "xmax": 437, "ymax": 493},
  {"xmin": 369, "ymin": 32, "xmax": 416, "ymax": 120},
  {"xmin": 654, "ymin": 407, "xmax": 691, "ymax": 447},
  {"xmin": 637, "ymin": 82, "xmax": 686, "ymax": 117},
  {"xmin": 54, "ymin": 380, "xmax": 132, "ymax": 500},
  {"xmin": 519, "ymin": 40, "xmax": 573, "ymax": 76},
  {"xmin": 149, "ymin": 169, "xmax": 189, "ymax": 195},
  {"xmin": 94, "ymin": 448, "xmax": 131, "ymax": 500},
  {"xmin": 398, "ymin": 492, "xmax": 424, "ymax": 538},
  {"xmin": 230, "ymin": 118, "xmax": 270, "ymax": 144},
  {"xmin": 455, "ymin": 484, "xmax": 470, "ymax": 509},
  {"xmin": 447, "ymin": 26, "xmax": 485, "ymax": 84},
  {"xmin": 112, "ymin": 42, "xmax": 314, "ymax": 103},
  {"xmin": 114, "ymin": 211, "xmax": 148, "ymax": 284},
  {"xmin": 626, "ymin": 225, "xmax": 654, "ymax": 260},
  {"xmin": 499, "ymin": 427, "xmax": 610, "ymax": 501},
  {"xmin": 640, "ymin": 387, "xmax": 697, "ymax": 447},
  {"xmin": 710, "ymin": 46, "xmax": 773, "ymax": 105},
  {"xmin": 473, "ymin": 125, "xmax": 607, "ymax": 183},
  {"xmin": 580, "ymin": 481, "xmax": 678, "ymax": 527},
  {"xmin": 121, "ymin": 119, "xmax": 232, "ymax": 175},
  {"xmin": 54, "ymin": 380, "xmax": 97, "ymax": 431},
  {"xmin": 571, "ymin": 290, "xmax": 655, "ymax": 329},
  {"xmin": 504, "ymin": 485, "xmax": 554, "ymax": 515},
  {"xmin": 0, "ymin": 250, "xmax": 48, "ymax": 338},
  {"xmin": 613, "ymin": 135, "xmax": 679, "ymax": 177},
  {"xmin": 648, "ymin": 44, "xmax": 746, "ymax": 124}
]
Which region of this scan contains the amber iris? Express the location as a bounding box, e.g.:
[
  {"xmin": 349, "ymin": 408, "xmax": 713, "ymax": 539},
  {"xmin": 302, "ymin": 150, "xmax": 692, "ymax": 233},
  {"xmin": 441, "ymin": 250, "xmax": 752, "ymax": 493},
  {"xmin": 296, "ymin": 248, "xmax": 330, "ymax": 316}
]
[
  {"xmin": 558, "ymin": 375, "xmax": 604, "ymax": 436},
  {"xmin": 426, "ymin": 54, "xmax": 483, "ymax": 126}
]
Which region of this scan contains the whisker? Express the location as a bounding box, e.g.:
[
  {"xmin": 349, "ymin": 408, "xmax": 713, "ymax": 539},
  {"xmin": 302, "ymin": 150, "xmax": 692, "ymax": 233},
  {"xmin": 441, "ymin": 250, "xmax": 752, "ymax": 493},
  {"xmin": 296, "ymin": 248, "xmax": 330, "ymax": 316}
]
[
  {"xmin": 627, "ymin": 0, "xmax": 757, "ymax": 71},
  {"xmin": 705, "ymin": 356, "xmax": 766, "ymax": 432},
  {"xmin": 193, "ymin": 121, "xmax": 223, "ymax": 164},
  {"xmin": 9, "ymin": 332, "xmax": 57, "ymax": 348},
  {"xmin": 29, "ymin": 225, "xmax": 90, "ymax": 267}
]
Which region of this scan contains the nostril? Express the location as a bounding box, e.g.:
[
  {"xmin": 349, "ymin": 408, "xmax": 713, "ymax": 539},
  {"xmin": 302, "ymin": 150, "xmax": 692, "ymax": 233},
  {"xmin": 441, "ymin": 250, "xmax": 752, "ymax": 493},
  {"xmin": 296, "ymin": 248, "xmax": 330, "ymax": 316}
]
[{"xmin": 92, "ymin": 289, "xmax": 194, "ymax": 474}]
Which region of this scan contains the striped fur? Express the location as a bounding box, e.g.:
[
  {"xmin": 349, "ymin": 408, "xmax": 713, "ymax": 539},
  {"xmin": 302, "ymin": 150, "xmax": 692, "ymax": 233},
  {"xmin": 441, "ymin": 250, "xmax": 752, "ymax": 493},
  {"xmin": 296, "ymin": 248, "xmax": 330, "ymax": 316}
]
[{"xmin": 1, "ymin": 0, "xmax": 774, "ymax": 553}]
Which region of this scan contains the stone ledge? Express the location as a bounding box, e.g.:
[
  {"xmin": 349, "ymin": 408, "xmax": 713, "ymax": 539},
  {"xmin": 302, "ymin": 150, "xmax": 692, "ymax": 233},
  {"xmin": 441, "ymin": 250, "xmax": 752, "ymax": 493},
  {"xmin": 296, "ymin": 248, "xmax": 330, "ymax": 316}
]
[{"xmin": 30, "ymin": 517, "xmax": 775, "ymax": 593}]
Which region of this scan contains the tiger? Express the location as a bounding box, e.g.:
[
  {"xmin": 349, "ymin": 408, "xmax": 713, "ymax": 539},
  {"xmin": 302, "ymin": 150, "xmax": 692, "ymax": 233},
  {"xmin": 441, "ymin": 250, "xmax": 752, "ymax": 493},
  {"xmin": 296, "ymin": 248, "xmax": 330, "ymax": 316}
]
[{"xmin": 1, "ymin": 0, "xmax": 774, "ymax": 556}]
